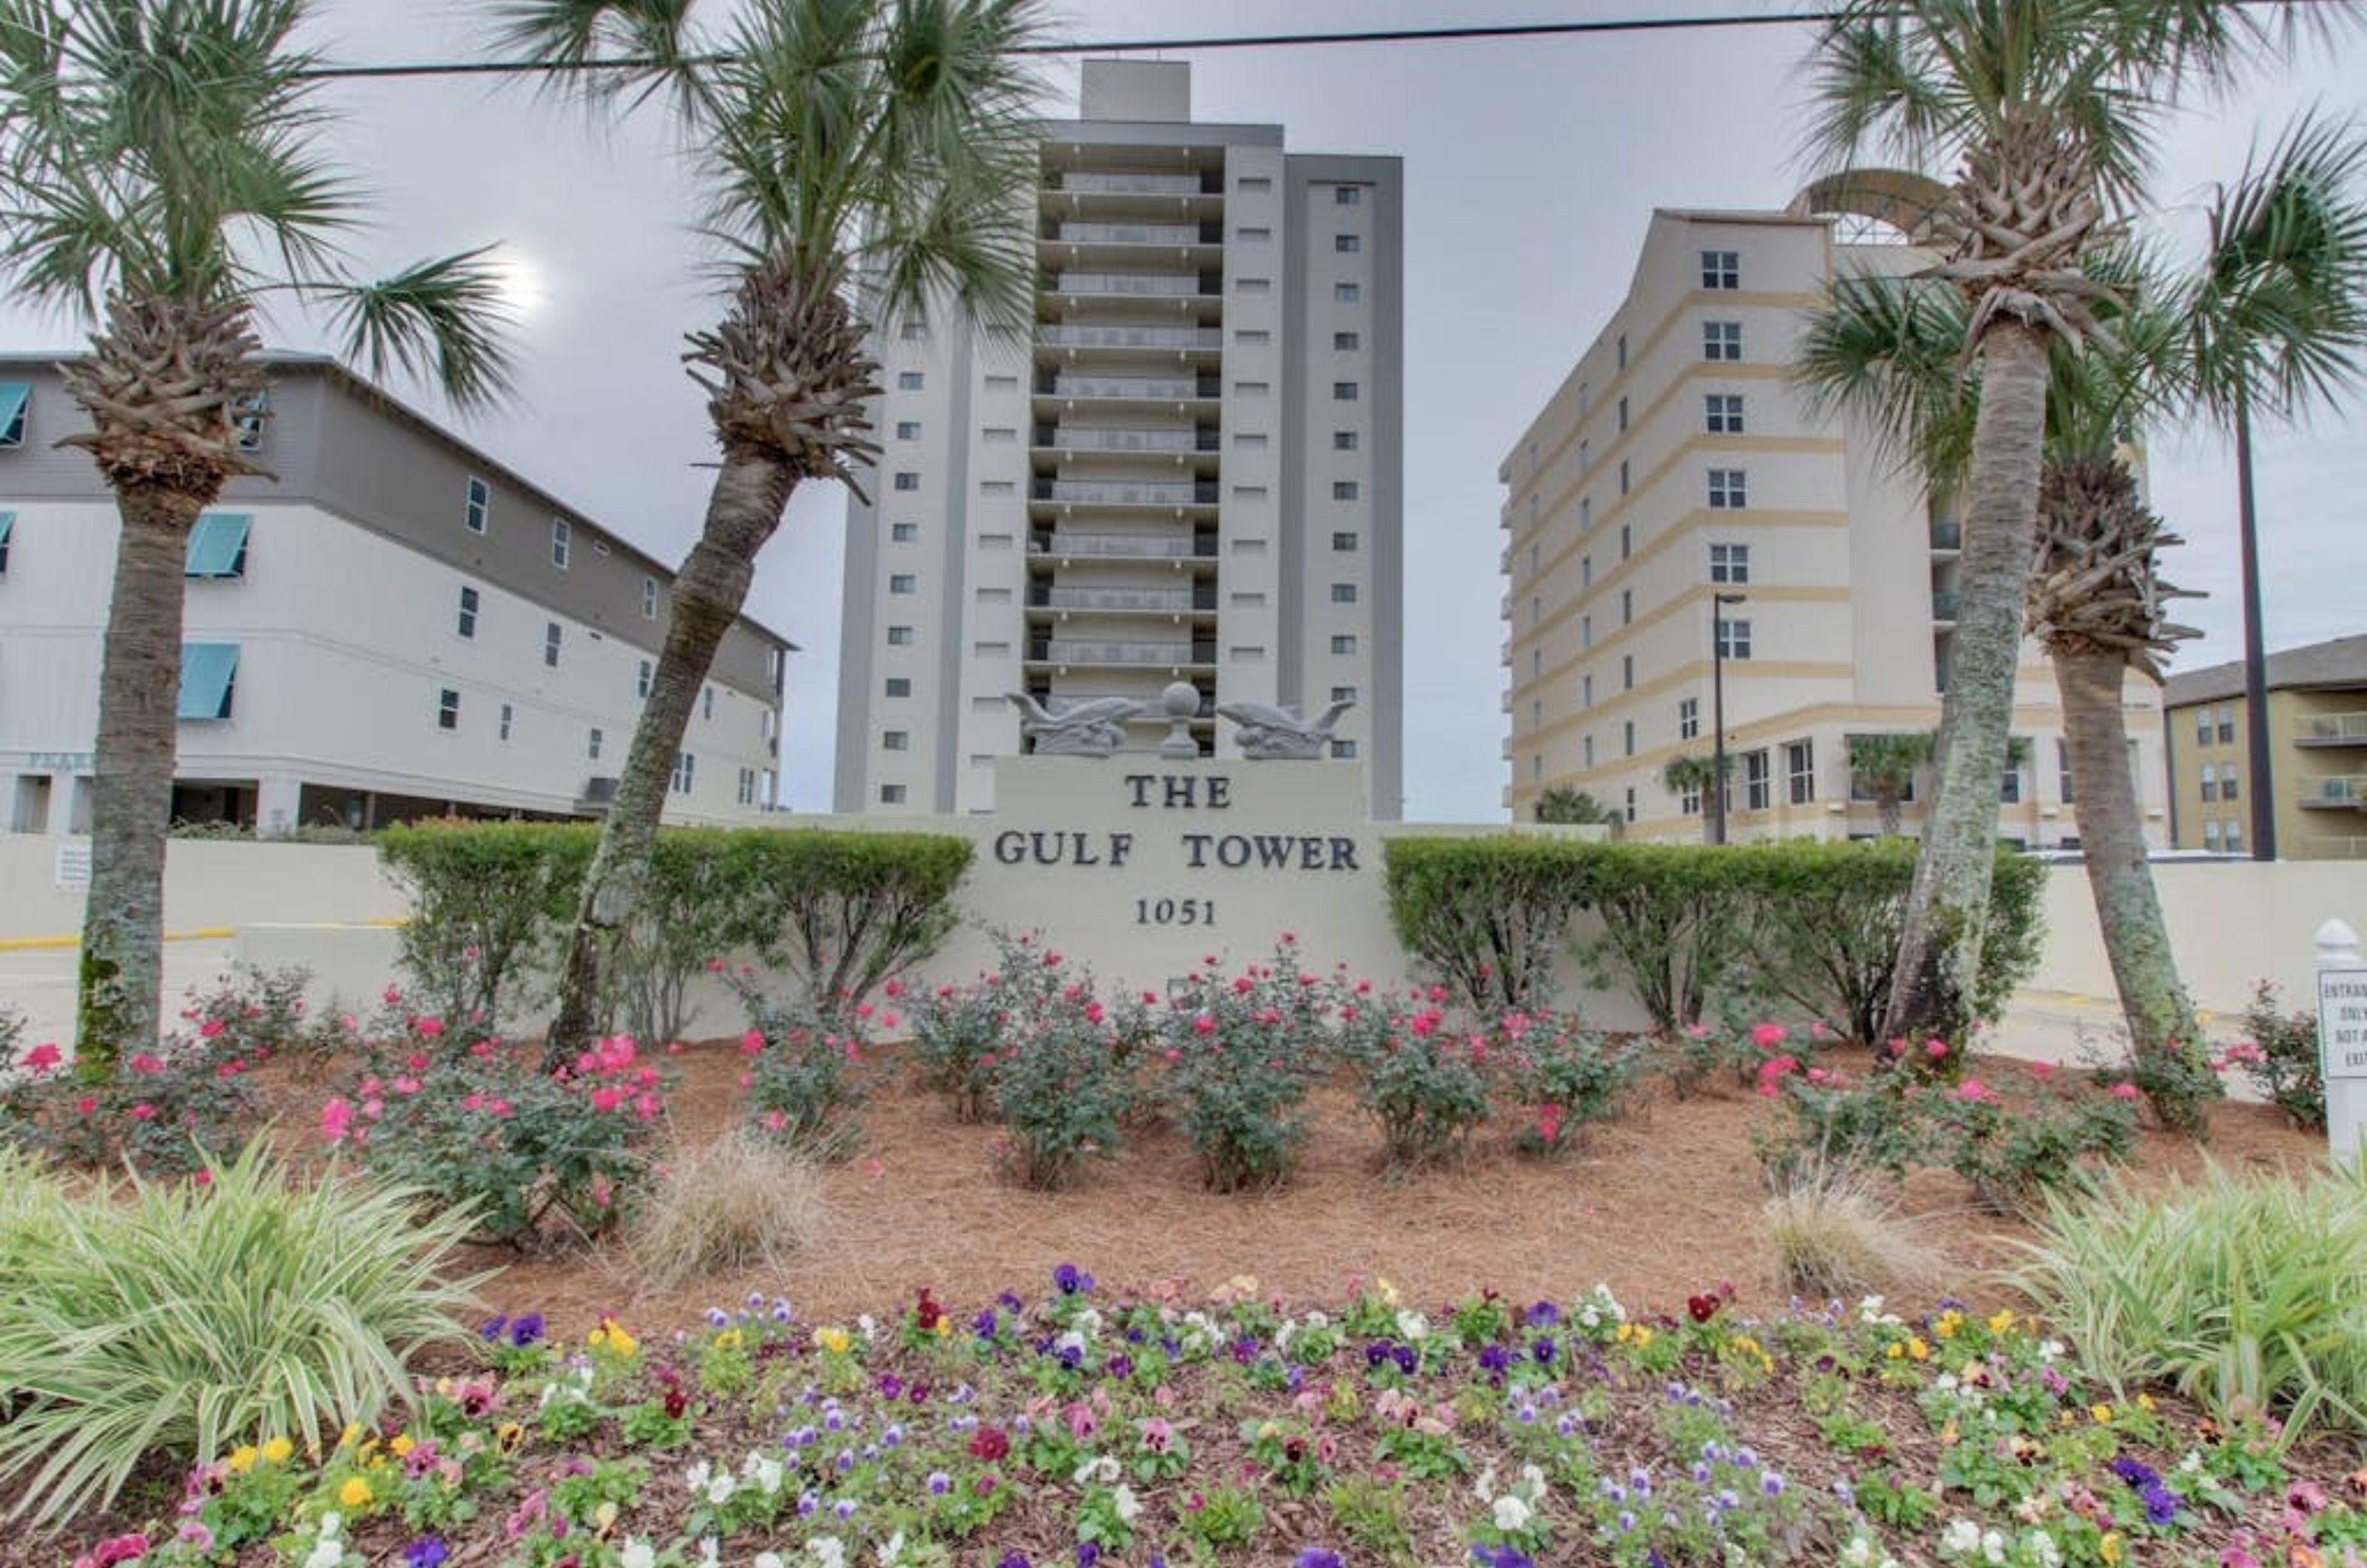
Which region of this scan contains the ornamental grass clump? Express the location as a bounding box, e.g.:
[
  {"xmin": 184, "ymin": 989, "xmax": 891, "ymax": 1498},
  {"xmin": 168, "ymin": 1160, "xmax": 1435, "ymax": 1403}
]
[
  {"xmin": 628, "ymin": 1129, "xmax": 831, "ymax": 1289},
  {"xmin": 2016, "ymin": 1159, "xmax": 2367, "ymax": 1443},
  {"xmin": 0, "ymin": 1142, "xmax": 484, "ymax": 1529},
  {"xmin": 1761, "ymin": 1156, "xmax": 1945, "ymax": 1302}
]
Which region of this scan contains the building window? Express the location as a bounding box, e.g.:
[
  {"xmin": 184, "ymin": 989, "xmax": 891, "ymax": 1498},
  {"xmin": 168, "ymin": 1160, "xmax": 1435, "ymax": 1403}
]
[
  {"xmin": 1334, "ymin": 282, "xmax": 1361, "ymax": 303},
  {"xmin": 2226, "ymin": 822, "xmax": 2244, "ymax": 853},
  {"xmin": 176, "ymin": 642, "xmax": 240, "ymax": 720},
  {"xmin": 2057, "ymin": 737, "xmax": 2076, "ymax": 805},
  {"xmin": 1704, "ymin": 320, "xmax": 1743, "ymax": 361},
  {"xmin": 1331, "ymin": 530, "xmax": 1359, "ymax": 552},
  {"xmin": 1621, "ymin": 653, "xmax": 1635, "ymax": 691},
  {"xmin": 1579, "ymin": 496, "xmax": 1592, "ymax": 530},
  {"xmin": 1579, "ymin": 439, "xmax": 1591, "ymax": 473},
  {"xmin": 1679, "ymin": 697, "xmax": 1700, "ymax": 740},
  {"xmin": 0, "ymin": 381, "xmax": 28, "ymax": 447},
  {"xmin": 1331, "ymin": 582, "xmax": 1358, "ymax": 604},
  {"xmin": 1579, "ymin": 555, "xmax": 1594, "ymax": 589},
  {"xmin": 899, "ymin": 321, "xmax": 927, "ymax": 341},
  {"xmin": 1679, "ymin": 776, "xmax": 1702, "ymax": 815},
  {"xmin": 1745, "ymin": 749, "xmax": 1772, "ymax": 810},
  {"xmin": 897, "ymin": 371, "xmax": 924, "ymax": 391},
  {"xmin": 1333, "ymin": 430, "xmax": 1359, "ymax": 451},
  {"xmin": 1331, "ymin": 633, "xmax": 1358, "ymax": 655},
  {"xmin": 2217, "ymin": 703, "xmax": 2235, "ymax": 743},
  {"xmin": 738, "ymin": 767, "xmax": 758, "ymax": 807},
  {"xmin": 1786, "ymin": 740, "xmax": 1814, "ymax": 803},
  {"xmin": 893, "ymin": 472, "xmax": 919, "ymax": 492},
  {"xmin": 437, "ymin": 688, "xmax": 460, "ymax": 731},
  {"xmin": 1620, "ymin": 524, "xmax": 1632, "ymax": 561},
  {"xmin": 1704, "ymin": 393, "xmax": 1745, "ymax": 433},
  {"xmin": 1334, "ymin": 331, "xmax": 1360, "ymax": 351},
  {"xmin": 1709, "ymin": 542, "xmax": 1749, "ymax": 583},
  {"xmin": 883, "ymin": 730, "xmax": 910, "ymax": 752},
  {"xmin": 1623, "ymin": 719, "xmax": 1635, "ymax": 757},
  {"xmin": 641, "ymin": 575, "xmax": 659, "ymax": 618},
  {"xmin": 1621, "ymin": 588, "xmax": 1633, "ymax": 626},
  {"xmin": 1618, "ymin": 459, "xmax": 1630, "ymax": 496},
  {"xmin": 590, "ymin": 727, "xmax": 604, "ymax": 760},
  {"xmin": 1336, "ymin": 186, "xmax": 1362, "ymax": 205},
  {"xmin": 637, "ymin": 660, "xmax": 652, "ymax": 698},
  {"xmin": 880, "ymin": 783, "xmax": 907, "ymax": 805},
  {"xmin": 456, "ymin": 585, "xmax": 479, "ymax": 638},
  {"xmin": 1332, "ymin": 685, "xmax": 1359, "ymax": 703},
  {"xmin": 2193, "ymin": 708, "xmax": 2212, "ymax": 746},
  {"xmin": 1617, "ymin": 395, "xmax": 1629, "ymax": 433},
  {"xmin": 703, "ymin": 685, "xmax": 715, "ymax": 721},
  {"xmin": 1581, "ymin": 614, "xmax": 1593, "ymax": 649},
  {"xmin": 1615, "ymin": 334, "xmax": 1627, "ymax": 371},
  {"xmin": 2204, "ymin": 819, "xmax": 2223, "ymax": 850},
  {"xmin": 2000, "ymin": 757, "xmax": 2024, "ymax": 803},
  {"xmin": 543, "ymin": 621, "xmax": 561, "ymax": 667},
  {"xmin": 498, "ymin": 703, "xmax": 513, "ymax": 742},
  {"xmin": 547, "ymin": 518, "xmax": 570, "ymax": 569},
  {"xmin": 1333, "ymin": 382, "xmax": 1360, "ymax": 402},
  {"xmin": 887, "ymin": 625, "xmax": 915, "ymax": 646},
  {"xmin": 465, "ymin": 476, "xmax": 489, "ymax": 533},
  {"xmin": 1584, "ymin": 734, "xmax": 1596, "ymax": 768},
  {"xmin": 2199, "ymin": 763, "xmax": 2218, "ymax": 802},
  {"xmin": 885, "ymin": 677, "xmax": 911, "ymax": 697},
  {"xmin": 1701, "ymin": 249, "xmax": 1740, "ymax": 289},
  {"xmin": 2221, "ymin": 765, "xmax": 2240, "ymax": 801},
  {"xmin": 889, "ymin": 572, "xmax": 916, "ymax": 595},
  {"xmin": 672, "ymin": 751, "xmax": 696, "ymax": 794},
  {"xmin": 1331, "ymin": 738, "xmax": 1360, "ymax": 759},
  {"xmin": 1332, "ymin": 480, "xmax": 1360, "ymax": 501},
  {"xmin": 0, "ymin": 510, "xmax": 12, "ymax": 573},
  {"xmin": 1708, "ymin": 468, "xmax": 1748, "ymax": 509},
  {"xmin": 183, "ymin": 511, "xmax": 251, "ymax": 578},
  {"xmin": 895, "ymin": 420, "xmax": 919, "ymax": 440},
  {"xmin": 888, "ymin": 522, "xmax": 919, "ymax": 545},
  {"xmin": 1335, "ymin": 234, "xmax": 1361, "ymax": 254},
  {"xmin": 1583, "ymin": 673, "xmax": 1594, "ymax": 707},
  {"xmin": 1717, "ymin": 618, "xmax": 1752, "ymax": 659}
]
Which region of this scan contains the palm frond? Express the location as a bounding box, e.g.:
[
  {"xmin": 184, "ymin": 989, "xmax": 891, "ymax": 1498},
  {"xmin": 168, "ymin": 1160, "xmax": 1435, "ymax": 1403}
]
[
  {"xmin": 1794, "ymin": 269, "xmax": 1979, "ymax": 485},
  {"xmin": 486, "ymin": 0, "xmax": 712, "ymax": 118},
  {"xmin": 319, "ymin": 246, "xmax": 519, "ymax": 413}
]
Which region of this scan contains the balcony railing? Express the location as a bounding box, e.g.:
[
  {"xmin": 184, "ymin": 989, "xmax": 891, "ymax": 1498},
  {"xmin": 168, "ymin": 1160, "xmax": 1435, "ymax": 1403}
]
[
  {"xmin": 2299, "ymin": 774, "xmax": 2367, "ymax": 808},
  {"xmin": 1036, "ymin": 323, "xmax": 1224, "ymax": 351},
  {"xmin": 1030, "ymin": 532, "xmax": 1217, "ymax": 559},
  {"xmin": 1054, "ymin": 172, "xmax": 1220, "ymax": 197},
  {"xmin": 1038, "ymin": 372, "xmax": 1217, "ymax": 400},
  {"xmin": 1049, "ymin": 271, "xmax": 1219, "ymax": 297},
  {"xmin": 1930, "ymin": 519, "xmax": 1962, "ymax": 550},
  {"xmin": 1052, "ymin": 220, "xmax": 1219, "ymax": 245},
  {"xmin": 1028, "ymin": 638, "xmax": 1215, "ymax": 666},
  {"xmin": 1030, "ymin": 689, "xmax": 1215, "ymax": 718},
  {"xmin": 1035, "ymin": 586, "xmax": 1210, "ymax": 612},
  {"xmin": 2301, "ymin": 834, "xmax": 2367, "ymax": 859},
  {"xmin": 2299, "ymin": 711, "xmax": 2367, "ymax": 746},
  {"xmin": 1033, "ymin": 479, "xmax": 1217, "ymax": 506},
  {"xmin": 1932, "ymin": 589, "xmax": 1960, "ymax": 621},
  {"xmin": 1037, "ymin": 425, "xmax": 1218, "ymax": 454}
]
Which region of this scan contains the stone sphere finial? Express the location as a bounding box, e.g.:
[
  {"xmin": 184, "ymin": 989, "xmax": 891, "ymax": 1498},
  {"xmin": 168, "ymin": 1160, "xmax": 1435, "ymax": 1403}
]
[{"xmin": 1160, "ymin": 680, "xmax": 1201, "ymax": 720}]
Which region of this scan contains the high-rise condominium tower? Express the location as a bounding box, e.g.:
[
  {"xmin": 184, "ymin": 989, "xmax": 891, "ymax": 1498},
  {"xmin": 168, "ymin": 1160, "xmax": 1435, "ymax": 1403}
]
[{"xmin": 834, "ymin": 59, "xmax": 1402, "ymax": 817}]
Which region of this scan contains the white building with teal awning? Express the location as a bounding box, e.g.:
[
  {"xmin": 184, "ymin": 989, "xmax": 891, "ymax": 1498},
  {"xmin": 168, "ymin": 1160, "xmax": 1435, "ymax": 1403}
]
[{"xmin": 0, "ymin": 354, "xmax": 794, "ymax": 837}]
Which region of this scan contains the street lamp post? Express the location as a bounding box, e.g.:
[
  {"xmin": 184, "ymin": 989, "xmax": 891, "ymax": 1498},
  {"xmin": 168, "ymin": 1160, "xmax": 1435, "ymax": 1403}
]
[{"xmin": 1711, "ymin": 591, "xmax": 1746, "ymax": 846}]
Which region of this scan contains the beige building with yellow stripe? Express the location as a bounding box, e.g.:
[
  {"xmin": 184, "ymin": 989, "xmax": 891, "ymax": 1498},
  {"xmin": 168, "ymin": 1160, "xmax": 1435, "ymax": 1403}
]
[{"xmin": 1498, "ymin": 195, "xmax": 2168, "ymax": 845}]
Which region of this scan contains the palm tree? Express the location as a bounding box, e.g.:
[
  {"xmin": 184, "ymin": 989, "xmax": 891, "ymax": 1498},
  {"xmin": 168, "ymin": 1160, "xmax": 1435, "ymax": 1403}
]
[
  {"xmin": 1846, "ymin": 731, "xmax": 1936, "ymax": 837},
  {"xmin": 2185, "ymin": 117, "xmax": 2367, "ymax": 861},
  {"xmin": 1802, "ymin": 0, "xmax": 2346, "ymax": 1043},
  {"xmin": 1533, "ymin": 785, "xmax": 1613, "ymax": 826},
  {"xmin": 495, "ymin": 0, "xmax": 1052, "ymax": 1060},
  {"xmin": 1660, "ymin": 755, "xmax": 1728, "ymax": 844},
  {"xmin": 0, "ymin": 0, "xmax": 514, "ymax": 1077}
]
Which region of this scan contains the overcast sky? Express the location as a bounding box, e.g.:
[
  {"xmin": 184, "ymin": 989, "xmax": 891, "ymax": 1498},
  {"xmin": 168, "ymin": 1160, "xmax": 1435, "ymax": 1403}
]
[{"xmin": 7, "ymin": 1, "xmax": 2363, "ymax": 821}]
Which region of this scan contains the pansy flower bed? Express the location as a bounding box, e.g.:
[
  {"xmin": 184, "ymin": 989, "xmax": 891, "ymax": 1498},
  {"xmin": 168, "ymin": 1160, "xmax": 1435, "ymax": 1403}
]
[{"xmin": 58, "ymin": 1269, "xmax": 2367, "ymax": 1568}]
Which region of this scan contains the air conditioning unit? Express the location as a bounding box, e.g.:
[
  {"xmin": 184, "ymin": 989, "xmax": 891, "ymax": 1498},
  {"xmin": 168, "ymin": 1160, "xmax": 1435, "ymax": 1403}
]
[{"xmin": 579, "ymin": 776, "xmax": 619, "ymax": 806}]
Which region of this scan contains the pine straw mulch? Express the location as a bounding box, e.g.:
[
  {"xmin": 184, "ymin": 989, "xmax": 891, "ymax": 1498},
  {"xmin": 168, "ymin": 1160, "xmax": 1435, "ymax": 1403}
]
[{"xmin": 387, "ymin": 1041, "xmax": 2326, "ymax": 1339}]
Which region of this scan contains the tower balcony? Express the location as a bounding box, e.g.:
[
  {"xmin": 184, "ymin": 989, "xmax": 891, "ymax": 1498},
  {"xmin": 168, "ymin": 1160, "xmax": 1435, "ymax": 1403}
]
[
  {"xmin": 1024, "ymin": 637, "xmax": 1218, "ymax": 672},
  {"xmin": 1027, "ymin": 530, "xmax": 1218, "ymax": 574}
]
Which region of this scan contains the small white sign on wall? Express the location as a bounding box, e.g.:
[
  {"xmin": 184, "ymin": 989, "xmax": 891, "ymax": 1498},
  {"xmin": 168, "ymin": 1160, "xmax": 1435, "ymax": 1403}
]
[
  {"xmin": 53, "ymin": 840, "xmax": 91, "ymax": 892},
  {"xmin": 2323, "ymin": 967, "xmax": 2367, "ymax": 1078},
  {"xmin": 2319, "ymin": 918, "xmax": 2367, "ymax": 1164}
]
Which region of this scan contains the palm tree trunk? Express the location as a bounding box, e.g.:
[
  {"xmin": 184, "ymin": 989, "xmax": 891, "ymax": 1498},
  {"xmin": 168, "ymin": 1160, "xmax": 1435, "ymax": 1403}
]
[
  {"xmin": 2055, "ymin": 645, "xmax": 2209, "ymax": 1126},
  {"xmin": 1879, "ymin": 796, "xmax": 1904, "ymax": 837},
  {"xmin": 2232, "ymin": 382, "xmax": 2277, "ymax": 862},
  {"xmin": 76, "ymin": 486, "xmax": 206, "ymax": 1079},
  {"xmin": 1883, "ymin": 320, "xmax": 2050, "ymax": 1043},
  {"xmin": 545, "ymin": 450, "xmax": 798, "ymax": 1064}
]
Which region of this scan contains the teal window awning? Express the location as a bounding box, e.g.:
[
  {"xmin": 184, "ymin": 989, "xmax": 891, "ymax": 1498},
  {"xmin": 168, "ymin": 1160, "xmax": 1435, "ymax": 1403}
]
[
  {"xmin": 178, "ymin": 642, "xmax": 240, "ymax": 721},
  {"xmin": 184, "ymin": 512, "xmax": 251, "ymax": 578},
  {"xmin": 0, "ymin": 511, "xmax": 14, "ymax": 573},
  {"xmin": 0, "ymin": 382, "xmax": 27, "ymax": 447}
]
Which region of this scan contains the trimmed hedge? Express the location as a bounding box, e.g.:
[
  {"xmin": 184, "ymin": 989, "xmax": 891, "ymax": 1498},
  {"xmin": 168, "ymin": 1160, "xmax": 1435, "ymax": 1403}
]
[
  {"xmin": 377, "ymin": 823, "xmax": 973, "ymax": 1035},
  {"xmin": 1382, "ymin": 836, "xmax": 2044, "ymax": 1038}
]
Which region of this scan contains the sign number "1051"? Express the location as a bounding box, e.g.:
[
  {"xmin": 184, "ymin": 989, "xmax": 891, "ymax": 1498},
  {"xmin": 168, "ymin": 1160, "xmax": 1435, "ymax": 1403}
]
[{"xmin": 1135, "ymin": 897, "xmax": 1215, "ymax": 927}]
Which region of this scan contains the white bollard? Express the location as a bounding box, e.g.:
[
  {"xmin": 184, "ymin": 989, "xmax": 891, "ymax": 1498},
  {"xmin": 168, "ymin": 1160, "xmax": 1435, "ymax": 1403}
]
[{"xmin": 2319, "ymin": 918, "xmax": 2367, "ymax": 1166}]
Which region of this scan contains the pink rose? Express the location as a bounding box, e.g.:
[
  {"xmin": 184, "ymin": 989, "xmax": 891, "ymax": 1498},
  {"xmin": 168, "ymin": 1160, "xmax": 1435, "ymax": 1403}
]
[
  {"xmin": 1750, "ymin": 1023, "xmax": 1788, "ymax": 1050},
  {"xmin": 321, "ymin": 1098, "xmax": 354, "ymax": 1141}
]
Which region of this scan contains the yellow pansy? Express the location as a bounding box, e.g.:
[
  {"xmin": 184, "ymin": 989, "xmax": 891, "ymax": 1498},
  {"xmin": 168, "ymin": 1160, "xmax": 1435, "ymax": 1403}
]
[
  {"xmin": 338, "ymin": 1476, "xmax": 373, "ymax": 1509},
  {"xmin": 1907, "ymin": 1336, "xmax": 1930, "ymax": 1362},
  {"xmin": 2136, "ymin": 1393, "xmax": 2156, "ymax": 1413},
  {"xmin": 337, "ymin": 1422, "xmax": 362, "ymax": 1450},
  {"xmin": 590, "ymin": 1317, "xmax": 638, "ymax": 1357},
  {"xmin": 389, "ymin": 1434, "xmax": 416, "ymax": 1459},
  {"xmin": 1987, "ymin": 1308, "xmax": 2016, "ymax": 1334},
  {"xmin": 817, "ymin": 1325, "xmax": 852, "ymax": 1355},
  {"xmin": 262, "ymin": 1436, "xmax": 294, "ymax": 1465},
  {"xmin": 226, "ymin": 1445, "xmax": 258, "ymax": 1474},
  {"xmin": 1885, "ymin": 1341, "xmax": 1906, "ymax": 1361},
  {"xmin": 2100, "ymin": 1531, "xmax": 2124, "ymax": 1564},
  {"xmin": 1934, "ymin": 1310, "xmax": 1964, "ymax": 1339},
  {"xmin": 2091, "ymin": 1403, "xmax": 2114, "ymax": 1425}
]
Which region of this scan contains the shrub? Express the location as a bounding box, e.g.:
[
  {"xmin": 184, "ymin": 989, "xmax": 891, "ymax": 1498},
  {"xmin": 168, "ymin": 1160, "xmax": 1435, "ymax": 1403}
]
[
  {"xmin": 628, "ymin": 1131, "xmax": 831, "ymax": 1290},
  {"xmin": 378, "ymin": 821, "xmax": 591, "ymax": 1034},
  {"xmin": 0, "ymin": 1143, "xmax": 484, "ymax": 1528},
  {"xmin": 1762, "ymin": 1157, "xmax": 1945, "ymax": 1301},
  {"xmin": 334, "ymin": 1026, "xmax": 666, "ymax": 1247},
  {"xmin": 1495, "ymin": 1011, "xmax": 1646, "ymax": 1155},
  {"xmin": 732, "ymin": 831, "xmax": 974, "ymax": 1015},
  {"xmin": 1752, "ymin": 1067, "xmax": 1926, "ymax": 1189},
  {"xmin": 989, "ymin": 970, "xmax": 1133, "ymax": 1191},
  {"xmin": 736, "ymin": 994, "xmax": 871, "ymax": 1163},
  {"xmin": 911, "ymin": 977, "xmax": 1009, "ymax": 1122},
  {"xmin": 1340, "ymin": 997, "xmax": 1492, "ymax": 1171},
  {"xmin": 2221, "ymin": 980, "xmax": 2324, "ymax": 1132},
  {"xmin": 1924, "ymin": 1074, "xmax": 2139, "ymax": 1213},
  {"xmin": 1581, "ymin": 842, "xmax": 1754, "ymax": 1032},
  {"xmin": 2015, "ymin": 1160, "xmax": 2367, "ymax": 1442},
  {"xmin": 1382, "ymin": 836, "xmax": 1597, "ymax": 1014},
  {"xmin": 1161, "ymin": 943, "xmax": 1339, "ymax": 1192}
]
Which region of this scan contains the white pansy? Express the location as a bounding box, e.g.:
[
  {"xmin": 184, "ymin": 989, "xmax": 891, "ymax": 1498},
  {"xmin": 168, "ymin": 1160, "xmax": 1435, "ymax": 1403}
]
[
  {"xmin": 1940, "ymin": 1519, "xmax": 1982, "ymax": 1557},
  {"xmin": 751, "ymin": 1456, "xmax": 786, "ymax": 1494},
  {"xmin": 857, "ymin": 1314, "xmax": 878, "ymax": 1342},
  {"xmin": 808, "ymin": 1537, "xmax": 848, "ymax": 1568},
  {"xmin": 1056, "ymin": 1329, "xmax": 1089, "ymax": 1358},
  {"xmin": 1074, "ymin": 1307, "xmax": 1103, "ymax": 1336},
  {"xmin": 1305, "ymin": 1310, "xmax": 1330, "ymax": 1330},
  {"xmin": 1492, "ymin": 1493, "xmax": 1533, "ymax": 1533},
  {"xmin": 1473, "ymin": 1464, "xmax": 1498, "ymax": 1501},
  {"xmin": 875, "ymin": 1530, "xmax": 907, "ymax": 1567},
  {"xmin": 1519, "ymin": 1464, "xmax": 1546, "ymax": 1496},
  {"xmin": 303, "ymin": 1541, "xmax": 343, "ymax": 1568},
  {"xmin": 697, "ymin": 1538, "xmax": 720, "ymax": 1568},
  {"xmin": 620, "ymin": 1541, "xmax": 657, "ymax": 1568},
  {"xmin": 2027, "ymin": 1530, "xmax": 2062, "ymax": 1568},
  {"xmin": 1982, "ymin": 1528, "xmax": 2007, "ymax": 1565},
  {"xmin": 756, "ymin": 1555, "xmax": 786, "ymax": 1568},
  {"xmin": 686, "ymin": 1459, "xmax": 713, "ymax": 1493},
  {"xmin": 1112, "ymin": 1484, "xmax": 1142, "ymax": 1524},
  {"xmin": 707, "ymin": 1470, "xmax": 737, "ymax": 1505},
  {"xmin": 1396, "ymin": 1310, "xmax": 1430, "ymax": 1342}
]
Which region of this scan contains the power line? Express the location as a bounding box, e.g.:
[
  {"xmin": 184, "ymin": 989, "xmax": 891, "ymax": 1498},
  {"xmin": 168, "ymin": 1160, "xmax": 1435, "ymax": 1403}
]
[{"xmin": 295, "ymin": 10, "xmax": 1848, "ymax": 81}]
